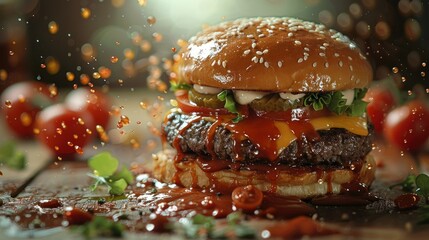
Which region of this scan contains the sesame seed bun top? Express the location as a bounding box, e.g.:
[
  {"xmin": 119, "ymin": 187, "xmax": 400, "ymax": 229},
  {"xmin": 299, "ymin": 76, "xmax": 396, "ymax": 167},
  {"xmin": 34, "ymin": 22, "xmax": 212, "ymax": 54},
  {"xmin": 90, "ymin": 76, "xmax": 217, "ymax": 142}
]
[{"xmin": 177, "ymin": 17, "xmax": 373, "ymax": 92}]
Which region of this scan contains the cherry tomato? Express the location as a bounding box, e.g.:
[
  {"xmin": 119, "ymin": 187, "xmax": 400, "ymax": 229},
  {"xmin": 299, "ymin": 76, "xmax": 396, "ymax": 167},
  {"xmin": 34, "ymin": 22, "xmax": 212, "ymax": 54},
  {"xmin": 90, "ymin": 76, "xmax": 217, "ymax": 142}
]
[
  {"xmin": 364, "ymin": 87, "xmax": 396, "ymax": 134},
  {"xmin": 65, "ymin": 88, "xmax": 111, "ymax": 129},
  {"xmin": 64, "ymin": 208, "xmax": 93, "ymax": 225},
  {"xmin": 384, "ymin": 100, "xmax": 429, "ymax": 151},
  {"xmin": 394, "ymin": 193, "xmax": 420, "ymax": 210},
  {"xmin": 231, "ymin": 185, "xmax": 263, "ymax": 211},
  {"xmin": 35, "ymin": 104, "xmax": 94, "ymax": 156},
  {"xmin": 1, "ymin": 81, "xmax": 56, "ymax": 138}
]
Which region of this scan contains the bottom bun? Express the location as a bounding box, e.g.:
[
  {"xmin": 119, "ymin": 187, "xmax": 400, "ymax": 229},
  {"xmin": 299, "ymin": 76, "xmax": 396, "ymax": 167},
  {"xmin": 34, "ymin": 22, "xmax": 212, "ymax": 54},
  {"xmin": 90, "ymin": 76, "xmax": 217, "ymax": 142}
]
[{"xmin": 152, "ymin": 149, "xmax": 375, "ymax": 198}]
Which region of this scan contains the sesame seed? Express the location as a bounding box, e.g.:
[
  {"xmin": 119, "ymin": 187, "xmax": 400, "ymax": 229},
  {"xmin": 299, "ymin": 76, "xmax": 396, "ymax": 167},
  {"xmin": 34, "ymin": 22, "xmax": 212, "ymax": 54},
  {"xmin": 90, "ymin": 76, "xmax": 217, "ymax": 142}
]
[
  {"xmin": 252, "ymin": 42, "xmax": 257, "ymax": 48},
  {"xmin": 264, "ymin": 62, "xmax": 269, "ymax": 68},
  {"xmin": 259, "ymin": 57, "xmax": 264, "ymax": 63},
  {"xmin": 247, "ymin": 34, "xmax": 254, "ymax": 39},
  {"xmin": 288, "ymin": 33, "xmax": 293, "ymax": 37},
  {"xmin": 304, "ymin": 47, "xmax": 310, "ymax": 52},
  {"xmin": 294, "ymin": 40, "xmax": 302, "ymax": 45},
  {"xmin": 334, "ymin": 53, "xmax": 340, "ymax": 57},
  {"xmin": 263, "ymin": 49, "xmax": 269, "ymax": 54},
  {"xmin": 258, "ymin": 34, "xmax": 265, "ymax": 38},
  {"xmin": 222, "ymin": 60, "xmax": 227, "ymax": 68},
  {"xmin": 348, "ymin": 56, "xmax": 353, "ymax": 61},
  {"xmin": 298, "ymin": 58, "xmax": 303, "ymax": 63},
  {"xmin": 320, "ymin": 46, "xmax": 326, "ymax": 50},
  {"xmin": 211, "ymin": 60, "xmax": 216, "ymax": 66},
  {"xmin": 243, "ymin": 49, "xmax": 251, "ymax": 55},
  {"xmin": 349, "ymin": 65, "xmax": 354, "ymax": 71},
  {"xmin": 339, "ymin": 61, "xmax": 343, "ymax": 67},
  {"xmin": 256, "ymin": 51, "xmax": 263, "ymax": 55},
  {"xmin": 319, "ymin": 52, "xmax": 326, "ymax": 57},
  {"xmin": 217, "ymin": 59, "xmax": 221, "ymax": 65},
  {"xmin": 304, "ymin": 55, "xmax": 308, "ymax": 61},
  {"xmin": 278, "ymin": 61, "xmax": 282, "ymax": 68},
  {"xmin": 252, "ymin": 56, "xmax": 258, "ymax": 63},
  {"xmin": 313, "ymin": 62, "xmax": 317, "ymax": 67},
  {"xmin": 323, "ymin": 43, "xmax": 329, "ymax": 47},
  {"xmin": 325, "ymin": 62, "xmax": 329, "ymax": 68}
]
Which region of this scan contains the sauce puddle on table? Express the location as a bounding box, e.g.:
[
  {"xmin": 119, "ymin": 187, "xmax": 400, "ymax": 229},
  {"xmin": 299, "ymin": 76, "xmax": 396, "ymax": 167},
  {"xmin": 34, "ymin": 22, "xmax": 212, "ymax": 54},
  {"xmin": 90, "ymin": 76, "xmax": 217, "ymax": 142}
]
[{"xmin": 0, "ymin": 173, "xmax": 379, "ymax": 236}]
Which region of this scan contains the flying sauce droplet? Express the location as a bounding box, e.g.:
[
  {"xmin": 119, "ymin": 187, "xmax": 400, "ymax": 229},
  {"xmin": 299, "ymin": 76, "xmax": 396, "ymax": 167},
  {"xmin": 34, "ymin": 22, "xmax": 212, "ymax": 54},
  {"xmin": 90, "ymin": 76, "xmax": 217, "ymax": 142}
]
[
  {"xmin": 48, "ymin": 21, "xmax": 59, "ymax": 34},
  {"xmin": 81, "ymin": 8, "xmax": 91, "ymax": 19},
  {"xmin": 110, "ymin": 56, "xmax": 119, "ymax": 63},
  {"xmin": 147, "ymin": 16, "xmax": 156, "ymax": 25},
  {"xmin": 4, "ymin": 100, "xmax": 12, "ymax": 108}
]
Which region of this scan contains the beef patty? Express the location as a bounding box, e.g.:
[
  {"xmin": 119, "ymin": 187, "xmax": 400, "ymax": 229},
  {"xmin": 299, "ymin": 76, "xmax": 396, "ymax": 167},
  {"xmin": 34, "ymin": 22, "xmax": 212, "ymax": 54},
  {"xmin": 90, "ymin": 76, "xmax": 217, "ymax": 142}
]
[{"xmin": 164, "ymin": 111, "xmax": 373, "ymax": 168}]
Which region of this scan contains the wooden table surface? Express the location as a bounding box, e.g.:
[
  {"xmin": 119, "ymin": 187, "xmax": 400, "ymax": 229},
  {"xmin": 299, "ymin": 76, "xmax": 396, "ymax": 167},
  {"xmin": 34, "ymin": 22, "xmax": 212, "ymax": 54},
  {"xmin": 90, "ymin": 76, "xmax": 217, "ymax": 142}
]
[{"xmin": 1, "ymin": 89, "xmax": 429, "ymax": 239}]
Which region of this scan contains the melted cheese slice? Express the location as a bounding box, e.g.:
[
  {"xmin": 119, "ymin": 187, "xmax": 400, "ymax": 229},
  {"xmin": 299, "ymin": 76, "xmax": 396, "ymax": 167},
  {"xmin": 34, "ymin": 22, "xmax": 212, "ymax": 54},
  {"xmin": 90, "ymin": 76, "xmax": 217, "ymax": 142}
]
[
  {"xmin": 310, "ymin": 116, "xmax": 368, "ymax": 136},
  {"xmin": 273, "ymin": 116, "xmax": 368, "ymax": 153}
]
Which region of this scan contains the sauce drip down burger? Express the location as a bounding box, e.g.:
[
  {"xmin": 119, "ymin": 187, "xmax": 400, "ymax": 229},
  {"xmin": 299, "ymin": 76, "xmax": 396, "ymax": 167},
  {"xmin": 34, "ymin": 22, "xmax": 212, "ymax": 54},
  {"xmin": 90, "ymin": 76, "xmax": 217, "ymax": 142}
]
[{"xmin": 154, "ymin": 17, "xmax": 375, "ymax": 199}]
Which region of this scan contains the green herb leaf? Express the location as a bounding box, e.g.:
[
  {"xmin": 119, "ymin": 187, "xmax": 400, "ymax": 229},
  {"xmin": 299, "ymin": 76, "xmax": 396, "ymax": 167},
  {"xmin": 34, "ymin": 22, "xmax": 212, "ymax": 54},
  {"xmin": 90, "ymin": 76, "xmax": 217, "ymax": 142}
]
[
  {"xmin": 74, "ymin": 216, "xmax": 124, "ymax": 240},
  {"xmin": 416, "ymin": 174, "xmax": 429, "ymax": 199},
  {"xmin": 88, "ymin": 152, "xmax": 118, "ymax": 177},
  {"xmin": 328, "ymin": 91, "xmax": 348, "ymax": 115},
  {"xmin": 303, "ymin": 93, "xmax": 332, "ymax": 111},
  {"xmin": 217, "ymin": 90, "xmax": 243, "ymax": 122},
  {"xmin": 389, "ymin": 174, "xmax": 416, "ymax": 192},
  {"xmin": 108, "ymin": 179, "xmax": 128, "ymax": 196},
  {"xmin": 87, "ymin": 152, "xmax": 134, "ymax": 196},
  {"xmin": 0, "ymin": 141, "xmax": 26, "ymax": 170},
  {"xmin": 170, "ymin": 81, "xmax": 192, "ymax": 92},
  {"xmin": 348, "ymin": 99, "xmax": 368, "ymax": 116},
  {"xmin": 112, "ymin": 166, "xmax": 134, "ymax": 184},
  {"xmin": 303, "ymin": 88, "xmax": 368, "ymax": 116},
  {"xmin": 417, "ymin": 205, "xmax": 429, "ymax": 224}
]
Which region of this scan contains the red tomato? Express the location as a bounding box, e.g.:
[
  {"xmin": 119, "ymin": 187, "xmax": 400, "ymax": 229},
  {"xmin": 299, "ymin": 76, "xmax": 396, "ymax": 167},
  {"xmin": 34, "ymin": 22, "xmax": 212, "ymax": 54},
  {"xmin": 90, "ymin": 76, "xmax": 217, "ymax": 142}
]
[
  {"xmin": 231, "ymin": 185, "xmax": 263, "ymax": 211},
  {"xmin": 35, "ymin": 104, "xmax": 94, "ymax": 156},
  {"xmin": 384, "ymin": 100, "xmax": 429, "ymax": 151},
  {"xmin": 364, "ymin": 87, "xmax": 396, "ymax": 134},
  {"xmin": 64, "ymin": 208, "xmax": 93, "ymax": 225},
  {"xmin": 1, "ymin": 81, "xmax": 56, "ymax": 138},
  {"xmin": 65, "ymin": 88, "xmax": 111, "ymax": 129}
]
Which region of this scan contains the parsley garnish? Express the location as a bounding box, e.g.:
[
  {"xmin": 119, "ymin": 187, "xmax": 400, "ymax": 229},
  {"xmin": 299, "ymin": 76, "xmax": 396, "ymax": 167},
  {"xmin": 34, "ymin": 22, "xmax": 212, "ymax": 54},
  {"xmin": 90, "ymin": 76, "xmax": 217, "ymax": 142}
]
[
  {"xmin": 303, "ymin": 88, "xmax": 368, "ymax": 116},
  {"xmin": 389, "ymin": 174, "xmax": 416, "ymax": 192},
  {"xmin": 175, "ymin": 212, "xmax": 255, "ymax": 239},
  {"xmin": 87, "ymin": 152, "xmax": 134, "ymax": 196},
  {"xmin": 0, "ymin": 141, "xmax": 26, "ymax": 170},
  {"xmin": 170, "ymin": 81, "xmax": 192, "ymax": 91},
  {"xmin": 217, "ymin": 90, "xmax": 243, "ymax": 123},
  {"xmin": 74, "ymin": 216, "xmax": 124, "ymax": 239},
  {"xmin": 390, "ymin": 173, "xmax": 429, "ymax": 203},
  {"xmin": 416, "ymin": 174, "xmax": 429, "ymax": 203}
]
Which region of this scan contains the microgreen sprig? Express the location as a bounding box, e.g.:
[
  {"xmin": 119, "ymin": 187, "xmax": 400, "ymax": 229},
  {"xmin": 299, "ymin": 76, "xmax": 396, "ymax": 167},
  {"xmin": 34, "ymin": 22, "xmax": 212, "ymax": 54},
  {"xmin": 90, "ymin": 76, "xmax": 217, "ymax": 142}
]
[
  {"xmin": 175, "ymin": 212, "xmax": 255, "ymax": 239},
  {"xmin": 0, "ymin": 141, "xmax": 26, "ymax": 170},
  {"xmin": 87, "ymin": 152, "xmax": 134, "ymax": 196},
  {"xmin": 74, "ymin": 216, "xmax": 124, "ymax": 240},
  {"xmin": 390, "ymin": 173, "xmax": 429, "ymax": 203}
]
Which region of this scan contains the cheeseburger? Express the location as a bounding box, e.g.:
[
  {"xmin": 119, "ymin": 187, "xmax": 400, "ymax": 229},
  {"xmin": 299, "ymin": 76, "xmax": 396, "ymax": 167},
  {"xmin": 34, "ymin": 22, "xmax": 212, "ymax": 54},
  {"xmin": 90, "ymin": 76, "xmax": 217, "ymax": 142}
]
[{"xmin": 154, "ymin": 17, "xmax": 375, "ymax": 199}]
